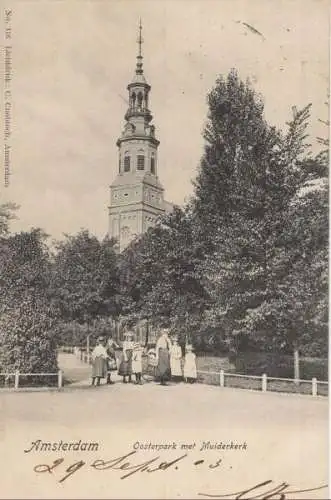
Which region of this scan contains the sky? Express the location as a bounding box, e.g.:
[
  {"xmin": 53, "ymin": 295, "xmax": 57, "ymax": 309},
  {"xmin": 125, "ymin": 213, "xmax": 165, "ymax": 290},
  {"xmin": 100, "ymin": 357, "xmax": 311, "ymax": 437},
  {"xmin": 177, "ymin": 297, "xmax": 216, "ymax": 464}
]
[{"xmin": 1, "ymin": 0, "xmax": 329, "ymax": 241}]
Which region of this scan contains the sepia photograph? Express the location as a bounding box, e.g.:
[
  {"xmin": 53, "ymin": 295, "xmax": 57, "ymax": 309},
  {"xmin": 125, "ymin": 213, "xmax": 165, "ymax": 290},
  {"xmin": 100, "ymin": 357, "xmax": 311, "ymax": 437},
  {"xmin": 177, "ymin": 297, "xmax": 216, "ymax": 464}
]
[{"xmin": 0, "ymin": 0, "xmax": 329, "ymax": 498}]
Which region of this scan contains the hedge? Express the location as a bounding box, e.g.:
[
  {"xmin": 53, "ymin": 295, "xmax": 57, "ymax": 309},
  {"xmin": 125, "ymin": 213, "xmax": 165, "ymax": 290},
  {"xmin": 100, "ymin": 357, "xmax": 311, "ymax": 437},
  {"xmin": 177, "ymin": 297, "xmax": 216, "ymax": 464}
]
[{"xmin": 234, "ymin": 352, "xmax": 328, "ymax": 380}]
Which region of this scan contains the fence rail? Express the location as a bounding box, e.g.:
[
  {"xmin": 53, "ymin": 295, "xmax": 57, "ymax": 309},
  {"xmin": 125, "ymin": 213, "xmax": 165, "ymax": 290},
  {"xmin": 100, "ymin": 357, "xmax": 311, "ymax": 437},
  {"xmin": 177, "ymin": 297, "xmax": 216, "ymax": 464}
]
[
  {"xmin": 0, "ymin": 370, "xmax": 63, "ymax": 389},
  {"xmin": 197, "ymin": 369, "xmax": 328, "ymax": 397},
  {"xmin": 58, "ymin": 347, "xmax": 329, "ymax": 397}
]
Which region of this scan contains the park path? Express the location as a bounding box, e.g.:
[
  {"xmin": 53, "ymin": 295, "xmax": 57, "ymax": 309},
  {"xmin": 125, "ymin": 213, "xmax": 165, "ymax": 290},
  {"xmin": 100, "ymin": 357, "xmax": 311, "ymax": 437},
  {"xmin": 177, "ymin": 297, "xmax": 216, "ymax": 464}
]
[
  {"xmin": 58, "ymin": 352, "xmax": 123, "ymax": 386},
  {"xmin": 57, "ymin": 352, "xmax": 91, "ymax": 385},
  {"xmin": 57, "ymin": 351, "xmax": 233, "ymax": 387}
]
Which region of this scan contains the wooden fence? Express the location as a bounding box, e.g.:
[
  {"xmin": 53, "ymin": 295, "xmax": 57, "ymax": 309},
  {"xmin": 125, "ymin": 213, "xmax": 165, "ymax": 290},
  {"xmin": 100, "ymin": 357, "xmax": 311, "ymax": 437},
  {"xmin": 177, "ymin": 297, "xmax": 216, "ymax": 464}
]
[
  {"xmin": 74, "ymin": 347, "xmax": 328, "ymax": 397},
  {"xmin": 57, "ymin": 347, "xmax": 328, "ymax": 397},
  {"xmin": 197, "ymin": 370, "xmax": 328, "ymax": 397},
  {"xmin": 0, "ymin": 370, "xmax": 63, "ymax": 389}
]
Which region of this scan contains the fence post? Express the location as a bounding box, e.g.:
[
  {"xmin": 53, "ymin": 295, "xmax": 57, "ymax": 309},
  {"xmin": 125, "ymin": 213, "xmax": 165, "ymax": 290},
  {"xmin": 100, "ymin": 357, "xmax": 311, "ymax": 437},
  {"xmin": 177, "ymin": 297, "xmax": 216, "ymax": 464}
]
[
  {"xmin": 219, "ymin": 370, "xmax": 225, "ymax": 387},
  {"xmin": 312, "ymin": 377, "xmax": 317, "ymax": 397},
  {"xmin": 262, "ymin": 373, "xmax": 267, "ymax": 392},
  {"xmin": 14, "ymin": 370, "xmax": 19, "ymax": 390},
  {"xmin": 58, "ymin": 370, "xmax": 63, "ymax": 389}
]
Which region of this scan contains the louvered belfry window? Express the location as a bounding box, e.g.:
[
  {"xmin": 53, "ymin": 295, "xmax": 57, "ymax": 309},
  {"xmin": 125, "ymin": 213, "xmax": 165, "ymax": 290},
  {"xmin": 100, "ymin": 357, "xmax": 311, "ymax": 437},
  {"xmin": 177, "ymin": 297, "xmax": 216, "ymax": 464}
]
[
  {"xmin": 137, "ymin": 154, "xmax": 145, "ymax": 170},
  {"xmin": 124, "ymin": 155, "xmax": 130, "ymax": 172}
]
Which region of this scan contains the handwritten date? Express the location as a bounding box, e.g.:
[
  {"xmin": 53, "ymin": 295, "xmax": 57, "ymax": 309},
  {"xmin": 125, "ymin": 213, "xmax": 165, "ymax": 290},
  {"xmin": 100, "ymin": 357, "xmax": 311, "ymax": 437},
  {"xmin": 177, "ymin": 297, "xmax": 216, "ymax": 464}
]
[
  {"xmin": 34, "ymin": 450, "xmax": 193, "ymax": 482},
  {"xmin": 33, "ymin": 451, "xmax": 327, "ymax": 499}
]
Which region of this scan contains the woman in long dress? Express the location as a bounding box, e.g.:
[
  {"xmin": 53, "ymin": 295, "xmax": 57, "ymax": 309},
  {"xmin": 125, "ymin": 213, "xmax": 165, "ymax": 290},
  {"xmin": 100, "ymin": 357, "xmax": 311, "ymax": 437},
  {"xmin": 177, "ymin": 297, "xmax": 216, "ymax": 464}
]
[
  {"xmin": 155, "ymin": 329, "xmax": 172, "ymax": 385},
  {"xmin": 184, "ymin": 344, "xmax": 197, "ymax": 383},
  {"xmin": 91, "ymin": 337, "xmax": 108, "ymax": 386},
  {"xmin": 118, "ymin": 332, "xmax": 134, "ymax": 383},
  {"xmin": 170, "ymin": 337, "xmax": 183, "ymax": 382}
]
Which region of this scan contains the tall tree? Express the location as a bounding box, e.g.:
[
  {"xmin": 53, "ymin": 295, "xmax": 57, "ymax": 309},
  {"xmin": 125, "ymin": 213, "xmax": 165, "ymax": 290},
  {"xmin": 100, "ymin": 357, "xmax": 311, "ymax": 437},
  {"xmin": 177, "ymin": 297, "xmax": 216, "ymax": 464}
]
[
  {"xmin": 0, "ymin": 229, "xmax": 58, "ymax": 380},
  {"xmin": 192, "ymin": 69, "xmax": 327, "ymax": 375},
  {"xmin": 120, "ymin": 207, "xmax": 209, "ymax": 342},
  {"xmin": 52, "ymin": 231, "xmax": 120, "ymax": 329},
  {"xmin": 0, "ymin": 202, "xmax": 18, "ymax": 236}
]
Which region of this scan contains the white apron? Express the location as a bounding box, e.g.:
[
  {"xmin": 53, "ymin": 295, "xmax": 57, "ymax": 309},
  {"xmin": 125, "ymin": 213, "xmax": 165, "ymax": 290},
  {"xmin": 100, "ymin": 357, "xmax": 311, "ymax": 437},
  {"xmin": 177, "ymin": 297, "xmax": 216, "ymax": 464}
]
[
  {"xmin": 132, "ymin": 348, "xmax": 143, "ymax": 373},
  {"xmin": 170, "ymin": 345, "xmax": 182, "ymax": 377},
  {"xmin": 184, "ymin": 352, "xmax": 197, "ymax": 379}
]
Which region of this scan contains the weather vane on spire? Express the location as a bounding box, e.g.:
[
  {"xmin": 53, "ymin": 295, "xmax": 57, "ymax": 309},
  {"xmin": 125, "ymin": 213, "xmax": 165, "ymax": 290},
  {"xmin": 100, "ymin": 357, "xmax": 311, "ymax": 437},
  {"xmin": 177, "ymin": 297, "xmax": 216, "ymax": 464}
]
[
  {"xmin": 135, "ymin": 19, "xmax": 144, "ymax": 75},
  {"xmin": 137, "ymin": 18, "xmax": 143, "ymax": 57}
]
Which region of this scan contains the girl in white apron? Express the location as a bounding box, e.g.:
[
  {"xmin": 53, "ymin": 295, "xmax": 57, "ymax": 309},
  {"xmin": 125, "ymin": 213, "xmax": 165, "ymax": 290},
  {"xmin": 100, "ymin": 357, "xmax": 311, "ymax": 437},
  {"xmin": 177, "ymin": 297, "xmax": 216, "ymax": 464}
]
[
  {"xmin": 184, "ymin": 345, "xmax": 197, "ymax": 383},
  {"xmin": 132, "ymin": 343, "xmax": 144, "ymax": 384},
  {"xmin": 170, "ymin": 338, "xmax": 183, "ymax": 381}
]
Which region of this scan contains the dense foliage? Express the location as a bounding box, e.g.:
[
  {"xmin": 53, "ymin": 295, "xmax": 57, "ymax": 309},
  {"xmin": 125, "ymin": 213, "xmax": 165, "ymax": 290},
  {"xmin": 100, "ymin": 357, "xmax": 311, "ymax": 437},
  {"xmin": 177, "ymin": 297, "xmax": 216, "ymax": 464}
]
[
  {"xmin": 119, "ymin": 70, "xmax": 328, "ymax": 367},
  {"xmin": 0, "ymin": 69, "xmax": 327, "ymax": 380},
  {"xmin": 0, "ymin": 227, "xmax": 58, "ymax": 378},
  {"xmin": 51, "ymin": 230, "xmax": 120, "ymax": 325}
]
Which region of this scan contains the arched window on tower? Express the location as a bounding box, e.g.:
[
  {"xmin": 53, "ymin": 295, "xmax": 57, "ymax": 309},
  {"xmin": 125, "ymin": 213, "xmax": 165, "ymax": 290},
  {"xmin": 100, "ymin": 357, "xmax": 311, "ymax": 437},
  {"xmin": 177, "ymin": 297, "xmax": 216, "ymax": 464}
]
[
  {"xmin": 131, "ymin": 92, "xmax": 136, "ymax": 109},
  {"xmin": 151, "ymin": 153, "xmax": 156, "ymax": 174},
  {"xmin": 137, "ymin": 92, "xmax": 143, "ymax": 110},
  {"xmin": 119, "ymin": 155, "xmax": 121, "ymax": 173},
  {"xmin": 137, "ymin": 150, "xmax": 145, "ymax": 170},
  {"xmin": 124, "ymin": 153, "xmax": 131, "ymax": 172}
]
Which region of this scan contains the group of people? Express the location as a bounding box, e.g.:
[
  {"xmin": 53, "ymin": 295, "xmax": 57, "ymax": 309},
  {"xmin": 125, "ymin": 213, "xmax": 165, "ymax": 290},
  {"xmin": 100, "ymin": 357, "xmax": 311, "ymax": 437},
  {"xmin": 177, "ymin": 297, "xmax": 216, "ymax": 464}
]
[{"xmin": 90, "ymin": 328, "xmax": 197, "ymax": 387}]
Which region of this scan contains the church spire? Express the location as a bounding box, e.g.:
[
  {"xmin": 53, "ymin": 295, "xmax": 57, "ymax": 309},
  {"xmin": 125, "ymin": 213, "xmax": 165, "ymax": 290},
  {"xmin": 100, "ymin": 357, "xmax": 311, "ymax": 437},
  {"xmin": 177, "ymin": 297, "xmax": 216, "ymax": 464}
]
[
  {"xmin": 124, "ymin": 20, "xmax": 153, "ymax": 124},
  {"xmin": 130, "ymin": 20, "xmax": 147, "ymax": 85},
  {"xmin": 136, "ymin": 19, "xmax": 144, "ymax": 75},
  {"xmin": 109, "ymin": 22, "xmax": 166, "ymax": 253}
]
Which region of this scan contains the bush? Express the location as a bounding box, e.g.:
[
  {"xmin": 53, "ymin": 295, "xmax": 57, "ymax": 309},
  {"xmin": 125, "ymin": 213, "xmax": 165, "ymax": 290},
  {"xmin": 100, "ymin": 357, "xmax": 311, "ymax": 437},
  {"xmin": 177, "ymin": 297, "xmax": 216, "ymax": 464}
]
[
  {"xmin": 234, "ymin": 351, "xmax": 328, "ymax": 380},
  {"xmin": 0, "ymin": 299, "xmax": 58, "ymax": 379}
]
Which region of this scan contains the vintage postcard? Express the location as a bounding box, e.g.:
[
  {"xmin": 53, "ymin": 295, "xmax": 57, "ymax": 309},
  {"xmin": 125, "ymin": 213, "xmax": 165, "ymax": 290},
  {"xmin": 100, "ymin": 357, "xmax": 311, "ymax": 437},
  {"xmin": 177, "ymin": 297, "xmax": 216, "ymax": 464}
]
[{"xmin": 0, "ymin": 0, "xmax": 329, "ymax": 498}]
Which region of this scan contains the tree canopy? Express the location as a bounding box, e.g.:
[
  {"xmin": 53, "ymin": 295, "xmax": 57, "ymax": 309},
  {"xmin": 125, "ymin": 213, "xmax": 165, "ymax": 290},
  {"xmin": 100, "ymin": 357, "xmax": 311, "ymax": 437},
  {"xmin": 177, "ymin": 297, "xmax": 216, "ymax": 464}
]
[
  {"xmin": 51, "ymin": 230, "xmax": 120, "ymax": 325},
  {"xmin": 0, "ymin": 69, "xmax": 327, "ymax": 379}
]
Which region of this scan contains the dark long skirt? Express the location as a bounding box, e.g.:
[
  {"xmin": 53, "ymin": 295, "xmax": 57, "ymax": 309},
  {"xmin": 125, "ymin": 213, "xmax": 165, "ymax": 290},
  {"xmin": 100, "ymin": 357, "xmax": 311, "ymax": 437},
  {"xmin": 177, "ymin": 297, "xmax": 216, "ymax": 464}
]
[
  {"xmin": 118, "ymin": 349, "xmax": 133, "ymax": 376},
  {"xmin": 155, "ymin": 348, "xmax": 171, "ymax": 381},
  {"xmin": 92, "ymin": 356, "xmax": 107, "ymax": 378}
]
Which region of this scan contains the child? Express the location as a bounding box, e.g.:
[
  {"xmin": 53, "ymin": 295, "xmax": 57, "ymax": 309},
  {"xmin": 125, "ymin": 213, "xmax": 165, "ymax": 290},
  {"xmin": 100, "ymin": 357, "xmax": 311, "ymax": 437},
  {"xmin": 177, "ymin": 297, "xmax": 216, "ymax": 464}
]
[
  {"xmin": 132, "ymin": 342, "xmax": 144, "ymax": 384},
  {"xmin": 184, "ymin": 345, "xmax": 197, "ymax": 383},
  {"xmin": 118, "ymin": 332, "xmax": 134, "ymax": 383},
  {"xmin": 170, "ymin": 337, "xmax": 183, "ymax": 382},
  {"xmin": 91, "ymin": 337, "xmax": 108, "ymax": 386}
]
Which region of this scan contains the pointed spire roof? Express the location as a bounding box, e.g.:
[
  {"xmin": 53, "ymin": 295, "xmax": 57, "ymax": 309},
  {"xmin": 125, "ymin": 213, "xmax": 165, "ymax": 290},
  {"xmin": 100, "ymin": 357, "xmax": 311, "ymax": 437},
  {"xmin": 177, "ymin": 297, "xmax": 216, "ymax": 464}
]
[{"xmin": 131, "ymin": 19, "xmax": 147, "ymax": 84}]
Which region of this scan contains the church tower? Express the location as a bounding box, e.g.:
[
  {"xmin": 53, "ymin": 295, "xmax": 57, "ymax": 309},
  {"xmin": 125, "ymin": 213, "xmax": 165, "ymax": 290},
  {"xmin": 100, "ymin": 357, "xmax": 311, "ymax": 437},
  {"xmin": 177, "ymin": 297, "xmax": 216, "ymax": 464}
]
[{"xmin": 108, "ymin": 22, "xmax": 168, "ymax": 251}]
